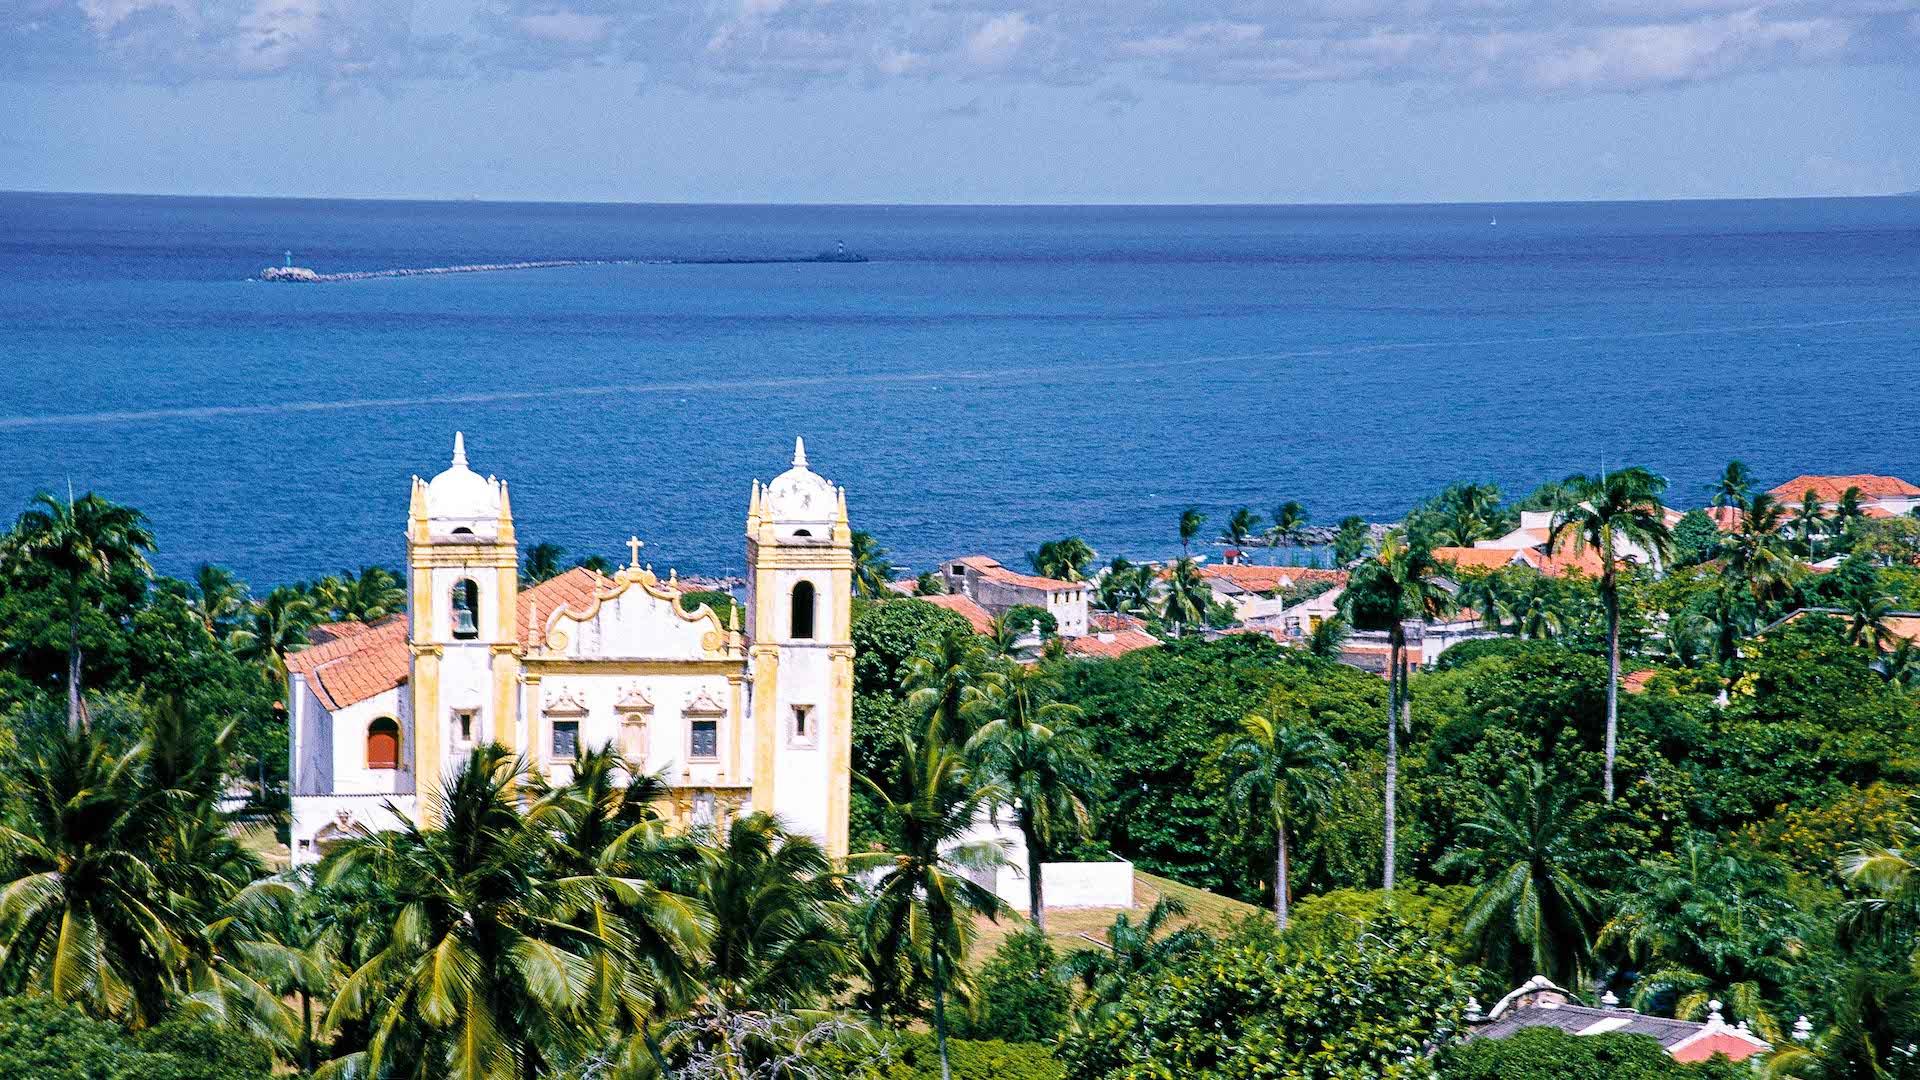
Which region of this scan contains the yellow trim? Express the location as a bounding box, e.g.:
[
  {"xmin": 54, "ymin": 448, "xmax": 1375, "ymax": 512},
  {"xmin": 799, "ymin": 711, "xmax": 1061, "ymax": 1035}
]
[
  {"xmin": 751, "ymin": 646, "xmax": 779, "ymax": 815},
  {"xmin": 727, "ymin": 675, "xmax": 744, "ymax": 785},
  {"xmin": 522, "ymin": 658, "xmax": 748, "ymax": 676},
  {"xmin": 827, "ymin": 648, "xmax": 853, "ymax": 859},
  {"xmin": 411, "ymin": 650, "xmax": 441, "ymax": 824}
]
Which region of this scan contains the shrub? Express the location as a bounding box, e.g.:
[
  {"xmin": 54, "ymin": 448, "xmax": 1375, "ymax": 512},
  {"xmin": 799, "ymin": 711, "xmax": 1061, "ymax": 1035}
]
[
  {"xmin": 0, "ymin": 996, "xmax": 272, "ymax": 1080},
  {"xmin": 1000, "ymin": 604, "xmax": 1057, "ymax": 638},
  {"xmin": 811, "ymin": 1032, "xmax": 1064, "ymax": 1080},
  {"xmin": 1439, "ymin": 1026, "xmax": 1744, "ymax": 1079},
  {"xmin": 954, "ymin": 931, "xmax": 1071, "ymax": 1043}
]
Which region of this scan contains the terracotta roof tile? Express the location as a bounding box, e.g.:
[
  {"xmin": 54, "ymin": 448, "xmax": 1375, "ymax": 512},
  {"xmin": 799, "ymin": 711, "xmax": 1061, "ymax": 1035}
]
[
  {"xmin": 953, "ymin": 556, "xmax": 1084, "ymax": 593},
  {"xmin": 1705, "ymin": 505, "xmax": 1744, "ymax": 532},
  {"xmin": 1198, "ymin": 564, "xmax": 1349, "ymax": 593},
  {"xmin": 1063, "ymin": 626, "xmax": 1160, "ymax": 659},
  {"xmin": 519, "ymin": 566, "xmax": 611, "ymax": 639},
  {"xmin": 1766, "ymin": 474, "xmax": 1920, "ymax": 503},
  {"xmin": 287, "ymin": 616, "xmax": 409, "ymax": 711},
  {"xmin": 921, "ymin": 593, "xmax": 996, "ymax": 635}
]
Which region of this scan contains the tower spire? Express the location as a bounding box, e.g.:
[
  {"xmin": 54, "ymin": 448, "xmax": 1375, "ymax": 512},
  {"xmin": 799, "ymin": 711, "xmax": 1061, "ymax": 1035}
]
[
  {"xmin": 793, "ymin": 436, "xmax": 808, "ymax": 469},
  {"xmin": 452, "ymin": 431, "xmax": 468, "ymax": 468}
]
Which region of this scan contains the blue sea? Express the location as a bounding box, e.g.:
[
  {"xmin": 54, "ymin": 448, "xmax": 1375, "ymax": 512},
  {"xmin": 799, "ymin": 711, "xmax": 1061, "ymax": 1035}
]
[{"xmin": 1, "ymin": 192, "xmax": 1916, "ymax": 585}]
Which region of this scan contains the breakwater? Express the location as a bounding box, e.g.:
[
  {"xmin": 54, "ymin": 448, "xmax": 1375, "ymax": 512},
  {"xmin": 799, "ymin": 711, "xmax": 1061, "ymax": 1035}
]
[{"xmin": 261, "ymin": 249, "xmax": 868, "ymax": 282}]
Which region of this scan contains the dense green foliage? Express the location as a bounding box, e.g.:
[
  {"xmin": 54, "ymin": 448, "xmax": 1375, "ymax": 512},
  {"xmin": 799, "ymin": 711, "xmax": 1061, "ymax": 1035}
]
[
  {"xmin": 0, "ymin": 997, "xmax": 271, "ymax": 1080},
  {"xmin": 1438, "ymin": 1027, "xmax": 1741, "ymax": 1080},
  {"xmin": 953, "ymin": 931, "xmax": 1070, "ymax": 1043}
]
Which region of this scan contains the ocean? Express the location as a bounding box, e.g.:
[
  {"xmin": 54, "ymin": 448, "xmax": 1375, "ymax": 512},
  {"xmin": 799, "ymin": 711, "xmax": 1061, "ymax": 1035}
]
[{"xmin": 1, "ymin": 192, "xmax": 1916, "ymax": 585}]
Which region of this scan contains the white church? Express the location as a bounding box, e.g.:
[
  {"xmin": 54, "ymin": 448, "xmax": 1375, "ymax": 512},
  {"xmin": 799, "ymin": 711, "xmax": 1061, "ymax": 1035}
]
[{"xmin": 287, "ymin": 434, "xmax": 856, "ymax": 864}]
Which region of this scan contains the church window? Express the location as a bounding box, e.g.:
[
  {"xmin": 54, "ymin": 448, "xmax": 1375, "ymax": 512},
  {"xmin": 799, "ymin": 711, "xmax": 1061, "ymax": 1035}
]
[
  {"xmin": 551, "ymin": 720, "xmax": 579, "ymax": 762},
  {"xmin": 451, "ymin": 579, "xmax": 481, "ymax": 640},
  {"xmin": 453, "ymin": 710, "xmax": 475, "ymax": 747},
  {"xmin": 451, "ymin": 526, "xmax": 475, "ymax": 536},
  {"xmin": 790, "ymin": 704, "xmax": 817, "ymax": 748},
  {"xmin": 793, "ymin": 528, "xmax": 812, "ymax": 537},
  {"xmin": 367, "ymin": 718, "xmax": 399, "ymax": 770},
  {"xmin": 790, "ymin": 581, "xmax": 816, "ymax": 639},
  {"xmin": 690, "ymin": 718, "xmax": 719, "ymax": 760}
]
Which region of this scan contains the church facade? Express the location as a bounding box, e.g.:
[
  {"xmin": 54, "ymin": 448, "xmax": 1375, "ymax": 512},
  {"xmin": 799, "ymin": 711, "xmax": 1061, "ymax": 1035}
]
[{"xmin": 287, "ymin": 434, "xmax": 855, "ymax": 864}]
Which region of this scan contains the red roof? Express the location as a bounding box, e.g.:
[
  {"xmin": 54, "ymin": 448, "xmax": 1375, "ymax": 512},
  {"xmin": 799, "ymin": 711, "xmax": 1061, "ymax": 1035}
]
[
  {"xmin": 1704, "ymin": 505, "xmax": 1744, "ymax": 532},
  {"xmin": 952, "ymin": 556, "xmax": 1084, "ymax": 593},
  {"xmin": 1766, "ymin": 474, "xmax": 1920, "ymax": 503},
  {"xmin": 1063, "ymin": 626, "xmax": 1160, "ymax": 659},
  {"xmin": 1622, "ymin": 669, "xmax": 1658, "ymax": 695},
  {"xmin": 1431, "ymin": 547, "xmax": 1524, "ymax": 572},
  {"xmin": 1198, "ymin": 564, "xmax": 1348, "ymax": 593},
  {"xmin": 285, "ymin": 616, "xmax": 409, "ymax": 712},
  {"xmin": 921, "ymin": 593, "xmax": 996, "ymax": 634}
]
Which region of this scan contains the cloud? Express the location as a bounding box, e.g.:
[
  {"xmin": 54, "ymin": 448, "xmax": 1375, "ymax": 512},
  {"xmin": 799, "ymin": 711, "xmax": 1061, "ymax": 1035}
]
[{"xmin": 4, "ymin": 0, "xmax": 1918, "ymax": 96}]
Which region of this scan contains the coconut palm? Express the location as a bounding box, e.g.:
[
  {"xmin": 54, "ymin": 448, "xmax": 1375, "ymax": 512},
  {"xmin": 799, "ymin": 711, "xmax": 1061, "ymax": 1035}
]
[
  {"xmin": 1216, "ymin": 704, "xmax": 1338, "ymax": 930},
  {"xmin": 1840, "ymin": 584, "xmax": 1899, "ymax": 651},
  {"xmin": 1332, "ymin": 516, "xmax": 1371, "ymax": 566},
  {"xmin": 1441, "ymin": 762, "xmax": 1602, "ymax": 989},
  {"xmin": 228, "ymin": 586, "xmax": 316, "ymax": 689},
  {"xmin": 1453, "ymin": 569, "xmax": 1513, "ymax": 635},
  {"xmin": 968, "ymin": 664, "xmax": 1099, "ymax": 930},
  {"xmin": 850, "ymin": 729, "xmax": 1008, "ymax": 1080},
  {"xmin": 902, "ymin": 625, "xmax": 1002, "ymax": 745},
  {"xmin": 521, "ymin": 542, "xmax": 567, "ymax": 586},
  {"xmin": 1513, "ymin": 572, "xmax": 1566, "ymax": 640},
  {"xmin": 316, "ymin": 745, "xmax": 644, "ymax": 1080},
  {"xmin": 1094, "ymin": 558, "xmax": 1155, "ymax": 616},
  {"xmin": 851, "ymin": 531, "xmax": 896, "ymax": 599},
  {"xmin": 1158, "ymin": 556, "xmax": 1211, "ymax": 633},
  {"xmin": 187, "ymin": 562, "xmax": 249, "ymax": 638},
  {"xmin": 1305, "ymin": 614, "xmax": 1351, "ymax": 659},
  {"xmin": 1026, "ymin": 537, "xmax": 1095, "ymax": 583},
  {"xmin": 1792, "ymin": 491, "xmax": 1828, "ymax": 557},
  {"xmin": 1437, "ymin": 483, "xmax": 1503, "ymax": 547},
  {"xmin": 1177, "ymin": 508, "xmax": 1206, "ymax": 557},
  {"xmin": 692, "ymin": 813, "xmax": 849, "ymax": 1012},
  {"xmin": 1268, "ymin": 501, "xmax": 1308, "ymax": 564},
  {"xmin": 1833, "ymin": 486, "xmax": 1868, "ymax": 540},
  {"xmin": 1711, "ymin": 460, "xmax": 1753, "ymax": 509},
  {"xmin": 0, "ymin": 491, "xmax": 156, "ymax": 730},
  {"xmin": 1549, "ymin": 467, "xmax": 1672, "ymax": 802},
  {"xmin": 1218, "ymin": 508, "xmax": 1264, "ymax": 549},
  {"xmin": 0, "ymin": 724, "xmax": 183, "ymax": 1025},
  {"xmin": 1058, "ymin": 897, "xmax": 1207, "ymax": 1018},
  {"xmin": 1881, "ymin": 638, "xmax": 1920, "ymax": 689},
  {"xmin": 1721, "ymin": 492, "xmax": 1801, "ymax": 625},
  {"xmin": 1600, "ymin": 836, "xmax": 1804, "ymax": 1041},
  {"xmin": 1342, "ymin": 529, "xmax": 1453, "ymax": 891}
]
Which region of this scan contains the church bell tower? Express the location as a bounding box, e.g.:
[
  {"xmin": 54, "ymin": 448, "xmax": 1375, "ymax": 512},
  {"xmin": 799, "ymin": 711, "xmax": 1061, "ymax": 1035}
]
[
  {"xmin": 745, "ymin": 437, "xmax": 855, "ymax": 857},
  {"xmin": 406, "ymin": 432, "xmax": 520, "ymax": 815}
]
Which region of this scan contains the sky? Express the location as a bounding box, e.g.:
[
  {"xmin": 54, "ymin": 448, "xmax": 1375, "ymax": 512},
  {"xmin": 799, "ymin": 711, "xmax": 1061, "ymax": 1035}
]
[{"xmin": 3, "ymin": 0, "xmax": 1918, "ymax": 204}]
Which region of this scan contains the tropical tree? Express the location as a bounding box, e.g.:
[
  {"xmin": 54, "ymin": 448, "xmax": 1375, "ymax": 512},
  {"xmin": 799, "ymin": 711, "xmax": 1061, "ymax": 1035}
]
[
  {"xmin": 186, "ymin": 563, "xmax": 249, "ymax": 638},
  {"xmin": 1342, "ymin": 529, "xmax": 1453, "ymax": 890},
  {"xmin": 1720, "ymin": 492, "xmax": 1802, "ymax": 630},
  {"xmin": 1711, "ymin": 460, "xmax": 1753, "ymax": 509},
  {"xmin": 1441, "ymin": 763, "xmax": 1603, "ymax": 989},
  {"xmin": 316, "ymin": 745, "xmax": 656, "ymax": 1080},
  {"xmin": 851, "ymin": 729, "xmax": 1008, "ymax": 1080},
  {"xmin": 1216, "ymin": 702, "xmax": 1338, "ymax": 930},
  {"xmin": 901, "ymin": 625, "xmax": 1001, "ymax": 745},
  {"xmin": 1793, "ymin": 491, "xmax": 1828, "ymax": 557},
  {"xmin": 1839, "ymin": 579, "xmax": 1899, "ymax": 650},
  {"xmin": 1158, "ymin": 556, "xmax": 1211, "ymax": 634},
  {"xmin": 1268, "ymin": 501, "xmax": 1308, "ymax": 564},
  {"xmin": 1435, "ymin": 483, "xmax": 1504, "ymax": 547},
  {"xmin": 1058, "ymin": 897, "xmax": 1207, "ymax": 1019},
  {"xmin": 227, "ymin": 586, "xmax": 314, "ymax": 690},
  {"xmin": 1833, "ymin": 485, "xmax": 1869, "ymax": 540},
  {"xmin": 1177, "ymin": 508, "xmax": 1206, "ymax": 558},
  {"xmin": 1513, "ymin": 572, "xmax": 1565, "ymax": 640},
  {"xmin": 0, "ymin": 724, "xmax": 183, "ymax": 1025},
  {"xmin": 1218, "ymin": 508, "xmax": 1264, "ymax": 549},
  {"xmin": 1454, "ymin": 569, "xmax": 1513, "ymax": 635},
  {"xmin": 691, "ymin": 812, "xmax": 849, "ymax": 1012},
  {"xmin": 1026, "ymin": 538, "xmax": 1095, "ymax": 583},
  {"xmin": 1600, "ymin": 836, "xmax": 1805, "ymax": 1040},
  {"xmin": 0, "ymin": 491, "xmax": 156, "ymax": 730},
  {"xmin": 522, "ymin": 542, "xmax": 568, "ymax": 586},
  {"xmin": 1305, "ymin": 614, "xmax": 1351, "ymax": 659},
  {"xmin": 1094, "ymin": 558, "xmax": 1154, "ymax": 616},
  {"xmin": 1332, "ymin": 516, "xmax": 1371, "ymax": 566},
  {"xmin": 849, "ymin": 530, "xmax": 896, "ymax": 599},
  {"xmin": 968, "ymin": 664, "xmax": 1099, "ymax": 929},
  {"xmin": 1548, "ymin": 467, "xmax": 1672, "ymax": 802}
]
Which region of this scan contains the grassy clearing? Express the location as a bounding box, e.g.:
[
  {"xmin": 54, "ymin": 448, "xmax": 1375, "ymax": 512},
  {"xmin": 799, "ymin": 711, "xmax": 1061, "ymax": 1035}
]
[{"xmin": 970, "ymin": 869, "xmax": 1260, "ymax": 963}]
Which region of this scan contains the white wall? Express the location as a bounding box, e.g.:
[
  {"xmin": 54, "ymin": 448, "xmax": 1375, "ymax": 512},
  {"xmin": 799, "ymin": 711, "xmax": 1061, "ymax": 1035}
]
[{"xmin": 993, "ymin": 860, "xmax": 1136, "ymax": 910}]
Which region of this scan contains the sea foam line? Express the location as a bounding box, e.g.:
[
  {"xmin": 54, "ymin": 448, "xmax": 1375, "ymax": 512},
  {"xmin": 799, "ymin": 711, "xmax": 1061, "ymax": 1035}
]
[{"xmin": 1, "ymin": 311, "xmax": 1915, "ymax": 433}]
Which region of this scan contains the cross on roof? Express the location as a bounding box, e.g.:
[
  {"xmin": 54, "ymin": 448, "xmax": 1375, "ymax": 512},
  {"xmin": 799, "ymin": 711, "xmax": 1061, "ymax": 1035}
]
[{"xmin": 627, "ymin": 536, "xmax": 644, "ymax": 567}]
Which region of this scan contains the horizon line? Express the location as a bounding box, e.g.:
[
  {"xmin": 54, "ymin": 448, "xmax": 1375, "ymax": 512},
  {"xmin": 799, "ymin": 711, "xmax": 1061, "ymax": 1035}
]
[{"xmin": 4, "ymin": 187, "xmax": 1916, "ymax": 210}]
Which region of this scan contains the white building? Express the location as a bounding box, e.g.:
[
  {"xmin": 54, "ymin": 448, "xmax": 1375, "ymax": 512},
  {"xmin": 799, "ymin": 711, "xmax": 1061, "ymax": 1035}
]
[
  {"xmin": 288, "ymin": 435, "xmax": 856, "ymax": 863},
  {"xmin": 940, "ymin": 555, "xmax": 1090, "ymax": 637}
]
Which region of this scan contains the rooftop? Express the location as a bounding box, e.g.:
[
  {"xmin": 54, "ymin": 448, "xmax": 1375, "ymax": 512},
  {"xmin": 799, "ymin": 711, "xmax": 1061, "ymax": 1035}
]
[
  {"xmin": 1765, "ymin": 474, "xmax": 1920, "ymax": 503},
  {"xmin": 950, "ymin": 555, "xmax": 1084, "ymax": 593},
  {"xmin": 1198, "ymin": 564, "xmax": 1348, "ymax": 594},
  {"xmin": 920, "ymin": 593, "xmax": 996, "ymax": 635}
]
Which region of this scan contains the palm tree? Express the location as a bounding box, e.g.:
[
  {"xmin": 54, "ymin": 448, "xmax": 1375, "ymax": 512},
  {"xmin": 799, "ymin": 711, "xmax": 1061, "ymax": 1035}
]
[
  {"xmin": 1268, "ymin": 501, "xmax": 1308, "ymax": 564},
  {"xmin": 0, "ymin": 725, "xmax": 183, "ymax": 1025},
  {"xmin": 1158, "ymin": 556, "xmax": 1211, "ymax": 633},
  {"xmin": 851, "ymin": 729, "xmax": 1007, "ymax": 1080},
  {"xmin": 968, "ymin": 664, "xmax": 1099, "ymax": 930},
  {"xmin": 1792, "ymin": 491, "xmax": 1828, "ymax": 557},
  {"xmin": 1549, "ymin": 467, "xmax": 1672, "ymax": 802},
  {"xmin": 228, "ymin": 586, "xmax": 315, "ymax": 690},
  {"xmin": 1342, "ymin": 529, "xmax": 1453, "ymax": 891},
  {"xmin": 1600, "ymin": 836, "xmax": 1804, "ymax": 1041},
  {"xmin": 693, "ymin": 813, "xmax": 849, "ymax": 1012},
  {"xmin": 1218, "ymin": 508, "xmax": 1264, "ymax": 550},
  {"xmin": 1842, "ymin": 815, "xmax": 1920, "ymax": 959},
  {"xmin": 1177, "ymin": 507, "xmax": 1207, "ymax": 559},
  {"xmin": 1095, "ymin": 558, "xmax": 1157, "ymax": 617},
  {"xmin": 1441, "ymin": 762, "xmax": 1602, "ymax": 988},
  {"xmin": 1027, "ymin": 537, "xmax": 1095, "ymax": 583},
  {"xmin": 522, "ymin": 542, "xmax": 567, "ymax": 586},
  {"xmin": 1437, "ymin": 483, "xmax": 1503, "ymax": 547},
  {"xmin": 187, "ymin": 563, "xmax": 249, "ymax": 638},
  {"xmin": 1058, "ymin": 897, "xmax": 1207, "ymax": 1019},
  {"xmin": 1721, "ymin": 492, "xmax": 1801, "ymax": 629},
  {"xmin": 1833, "ymin": 486, "xmax": 1868, "ymax": 541},
  {"xmin": 1513, "ymin": 572, "xmax": 1565, "ymax": 640},
  {"xmin": 1454, "ymin": 569, "xmax": 1513, "ymax": 635},
  {"xmin": 1711, "ymin": 460, "xmax": 1753, "ymax": 510},
  {"xmin": 1217, "ymin": 705, "xmax": 1338, "ymax": 930},
  {"xmin": 1305, "ymin": 614, "xmax": 1351, "ymax": 659},
  {"xmin": 0, "ymin": 491, "xmax": 156, "ymax": 730},
  {"xmin": 317, "ymin": 745, "xmax": 644, "ymax": 1080},
  {"xmin": 1880, "ymin": 638, "xmax": 1920, "ymax": 689},
  {"xmin": 902, "ymin": 625, "xmax": 1002, "ymax": 745},
  {"xmin": 337, "ymin": 565, "xmax": 406, "ymax": 622},
  {"xmin": 851, "ymin": 531, "xmax": 896, "ymax": 599},
  {"xmin": 1332, "ymin": 516, "xmax": 1371, "ymax": 566},
  {"xmin": 1840, "ymin": 581, "xmax": 1898, "ymax": 650}
]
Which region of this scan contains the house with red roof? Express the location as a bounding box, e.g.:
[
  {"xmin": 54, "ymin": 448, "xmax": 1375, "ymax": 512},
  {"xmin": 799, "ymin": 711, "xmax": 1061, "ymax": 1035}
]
[
  {"xmin": 1469, "ymin": 976, "xmax": 1770, "ymax": 1064},
  {"xmin": 1765, "ymin": 474, "xmax": 1920, "ymax": 515},
  {"xmin": 940, "ymin": 555, "xmax": 1090, "ymax": 637}
]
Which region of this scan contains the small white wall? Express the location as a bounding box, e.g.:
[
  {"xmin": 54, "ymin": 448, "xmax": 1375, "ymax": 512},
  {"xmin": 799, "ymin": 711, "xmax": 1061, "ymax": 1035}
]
[
  {"xmin": 291, "ymin": 793, "xmax": 419, "ymax": 865},
  {"xmin": 994, "ymin": 860, "xmax": 1136, "ymax": 910}
]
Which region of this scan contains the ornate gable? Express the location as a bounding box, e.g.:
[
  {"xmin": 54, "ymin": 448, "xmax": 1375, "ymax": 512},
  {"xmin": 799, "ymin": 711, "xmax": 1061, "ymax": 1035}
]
[{"xmin": 541, "ymin": 567, "xmax": 740, "ymax": 662}]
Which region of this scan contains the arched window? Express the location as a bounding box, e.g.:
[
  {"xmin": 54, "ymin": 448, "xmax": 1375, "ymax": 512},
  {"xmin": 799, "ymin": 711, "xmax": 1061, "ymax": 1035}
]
[
  {"xmin": 790, "ymin": 581, "xmax": 816, "ymax": 639},
  {"xmin": 792, "ymin": 528, "xmax": 812, "ymax": 537},
  {"xmin": 451, "ymin": 579, "xmax": 480, "ymax": 639},
  {"xmin": 367, "ymin": 718, "xmax": 400, "ymax": 770}
]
